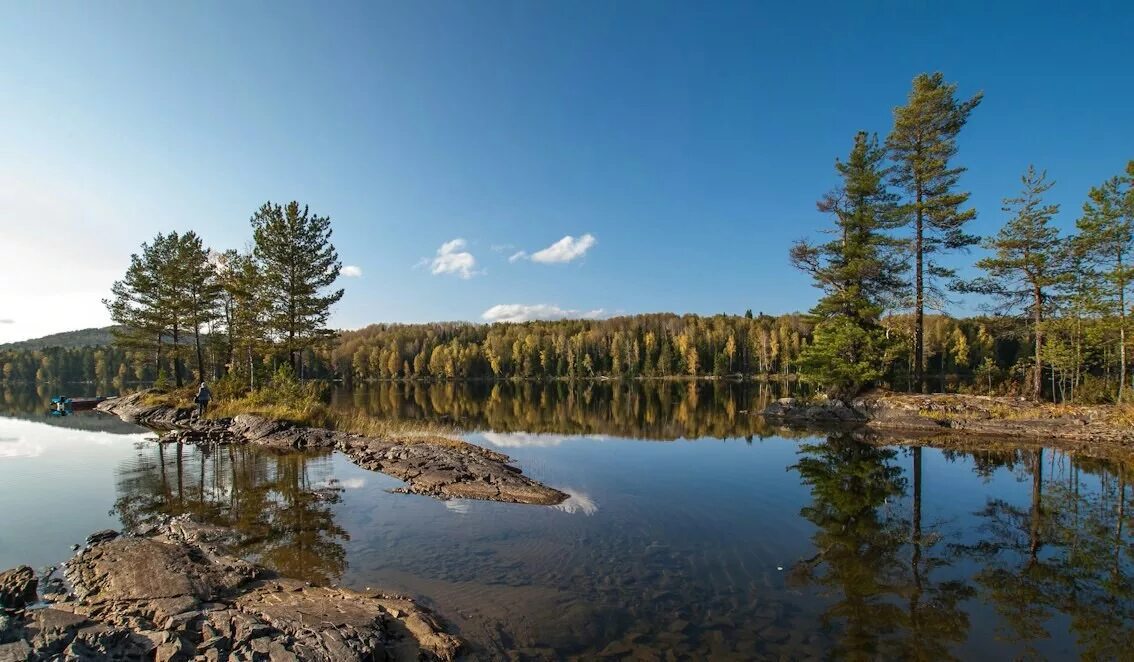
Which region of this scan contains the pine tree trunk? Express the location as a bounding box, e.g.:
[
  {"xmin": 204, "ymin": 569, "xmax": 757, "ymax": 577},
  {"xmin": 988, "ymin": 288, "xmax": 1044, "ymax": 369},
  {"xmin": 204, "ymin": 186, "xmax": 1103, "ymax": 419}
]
[
  {"xmin": 172, "ymin": 321, "xmax": 183, "ymax": 388},
  {"xmin": 914, "ymin": 192, "xmax": 926, "ymax": 394},
  {"xmin": 193, "ymin": 314, "xmax": 205, "ymax": 385},
  {"xmin": 1034, "ymin": 285, "xmax": 1043, "ymax": 402},
  {"xmin": 1120, "ymin": 252, "xmax": 1127, "ymax": 401}
]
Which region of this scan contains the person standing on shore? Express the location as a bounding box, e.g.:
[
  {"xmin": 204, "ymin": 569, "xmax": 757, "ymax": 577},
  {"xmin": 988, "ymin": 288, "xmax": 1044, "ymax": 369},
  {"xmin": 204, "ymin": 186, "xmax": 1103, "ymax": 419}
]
[{"xmin": 195, "ymin": 382, "xmax": 212, "ymax": 418}]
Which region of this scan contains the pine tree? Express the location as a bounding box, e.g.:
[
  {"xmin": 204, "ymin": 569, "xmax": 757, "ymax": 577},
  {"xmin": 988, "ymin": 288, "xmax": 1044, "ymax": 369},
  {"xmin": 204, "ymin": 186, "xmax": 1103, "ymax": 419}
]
[
  {"xmin": 792, "ymin": 132, "xmax": 906, "ymax": 397},
  {"xmin": 105, "ymin": 233, "xmax": 180, "ymax": 384},
  {"xmin": 968, "ymin": 166, "xmax": 1069, "ymax": 401},
  {"xmin": 216, "ymin": 250, "xmax": 267, "ymax": 388},
  {"xmin": 251, "ymin": 201, "xmax": 344, "ymax": 374},
  {"xmin": 887, "ymin": 72, "xmax": 982, "ymax": 392},
  {"xmin": 170, "ymin": 231, "xmax": 222, "ymax": 383},
  {"xmin": 1076, "ymin": 166, "xmax": 1134, "ymax": 401}
]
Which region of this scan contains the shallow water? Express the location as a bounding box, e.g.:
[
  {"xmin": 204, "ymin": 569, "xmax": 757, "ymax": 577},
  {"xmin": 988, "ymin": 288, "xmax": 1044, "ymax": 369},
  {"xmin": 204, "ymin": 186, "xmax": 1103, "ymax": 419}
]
[{"xmin": 1, "ymin": 383, "xmax": 1132, "ymax": 659}]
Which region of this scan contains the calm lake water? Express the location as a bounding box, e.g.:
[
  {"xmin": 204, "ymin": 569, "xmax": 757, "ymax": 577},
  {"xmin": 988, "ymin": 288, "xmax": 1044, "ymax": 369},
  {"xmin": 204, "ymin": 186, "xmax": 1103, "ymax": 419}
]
[{"xmin": 1, "ymin": 381, "xmax": 1132, "ymax": 659}]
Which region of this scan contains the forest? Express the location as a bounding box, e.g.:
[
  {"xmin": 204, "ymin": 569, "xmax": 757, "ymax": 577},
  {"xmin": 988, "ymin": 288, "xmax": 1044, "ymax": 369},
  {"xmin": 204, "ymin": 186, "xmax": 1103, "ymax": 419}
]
[{"xmin": 1, "ymin": 72, "xmax": 1131, "ymax": 405}]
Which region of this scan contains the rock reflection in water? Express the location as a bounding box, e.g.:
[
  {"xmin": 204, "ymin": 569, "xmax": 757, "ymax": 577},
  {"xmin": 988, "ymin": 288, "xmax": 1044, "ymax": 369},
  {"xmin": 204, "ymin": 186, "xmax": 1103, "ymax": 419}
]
[{"xmin": 113, "ymin": 443, "xmax": 349, "ymax": 585}]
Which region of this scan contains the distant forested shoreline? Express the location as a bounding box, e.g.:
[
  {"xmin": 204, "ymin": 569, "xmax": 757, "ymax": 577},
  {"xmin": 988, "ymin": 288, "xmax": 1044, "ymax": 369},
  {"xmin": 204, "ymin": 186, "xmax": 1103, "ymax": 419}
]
[{"xmin": 0, "ymin": 310, "xmax": 1094, "ymax": 401}]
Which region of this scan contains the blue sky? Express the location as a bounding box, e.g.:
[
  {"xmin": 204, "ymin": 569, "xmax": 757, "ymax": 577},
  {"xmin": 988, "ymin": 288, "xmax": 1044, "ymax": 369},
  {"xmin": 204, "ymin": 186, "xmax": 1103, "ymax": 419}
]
[{"xmin": 1, "ymin": 1, "xmax": 1132, "ymax": 343}]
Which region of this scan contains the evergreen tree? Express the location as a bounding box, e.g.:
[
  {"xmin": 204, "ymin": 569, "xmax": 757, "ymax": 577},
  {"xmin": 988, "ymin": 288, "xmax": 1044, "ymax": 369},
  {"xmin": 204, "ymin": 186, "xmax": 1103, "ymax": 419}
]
[
  {"xmin": 968, "ymin": 166, "xmax": 1069, "ymax": 401},
  {"xmin": 251, "ymin": 201, "xmax": 344, "ymax": 374},
  {"xmin": 171, "ymin": 232, "xmax": 222, "ymax": 383},
  {"xmin": 105, "ymin": 233, "xmax": 180, "ymax": 384},
  {"xmin": 791, "ymin": 131, "xmax": 906, "ymax": 397},
  {"xmin": 887, "ymin": 72, "xmax": 982, "ymax": 392},
  {"xmin": 1076, "ymin": 165, "xmax": 1134, "ymax": 401},
  {"xmin": 216, "ymin": 250, "xmax": 268, "ymax": 388}
]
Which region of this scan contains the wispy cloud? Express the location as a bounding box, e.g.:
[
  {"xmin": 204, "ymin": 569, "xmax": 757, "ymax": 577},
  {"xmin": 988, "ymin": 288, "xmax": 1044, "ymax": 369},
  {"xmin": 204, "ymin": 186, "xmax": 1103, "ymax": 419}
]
[
  {"xmin": 340, "ymin": 265, "xmax": 363, "ymax": 278},
  {"xmin": 481, "ymin": 304, "xmax": 606, "ymax": 323},
  {"xmin": 0, "ymin": 319, "xmax": 13, "ymax": 324},
  {"xmin": 507, "ymin": 234, "xmax": 597, "ymax": 264},
  {"xmin": 427, "ymin": 239, "xmax": 481, "ymax": 279},
  {"xmin": 530, "ymin": 234, "xmax": 596, "ymax": 264}
]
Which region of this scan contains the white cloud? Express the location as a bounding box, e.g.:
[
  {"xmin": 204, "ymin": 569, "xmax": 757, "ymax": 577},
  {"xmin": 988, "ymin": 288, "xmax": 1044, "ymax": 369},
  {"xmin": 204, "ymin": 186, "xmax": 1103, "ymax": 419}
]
[
  {"xmin": 429, "ymin": 239, "xmax": 480, "ymax": 279},
  {"xmin": 530, "ymin": 234, "xmax": 596, "ymax": 264},
  {"xmin": 481, "ymin": 304, "xmax": 607, "ymax": 324},
  {"xmin": 508, "ymin": 251, "xmax": 528, "ymax": 263},
  {"xmin": 340, "ymin": 265, "xmax": 363, "ymax": 278}
]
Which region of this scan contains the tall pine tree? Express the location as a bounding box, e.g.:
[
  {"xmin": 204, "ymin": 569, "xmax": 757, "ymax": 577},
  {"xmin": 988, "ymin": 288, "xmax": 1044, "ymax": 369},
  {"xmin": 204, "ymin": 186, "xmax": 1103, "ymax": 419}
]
[
  {"xmin": 792, "ymin": 131, "xmax": 907, "ymax": 397},
  {"xmin": 887, "ymin": 72, "xmax": 982, "ymax": 392},
  {"xmin": 105, "ymin": 234, "xmax": 176, "ymax": 382},
  {"xmin": 1076, "ymin": 165, "xmax": 1134, "ymax": 401},
  {"xmin": 251, "ymin": 201, "xmax": 344, "ymax": 374},
  {"xmin": 968, "ymin": 166, "xmax": 1069, "ymax": 401}
]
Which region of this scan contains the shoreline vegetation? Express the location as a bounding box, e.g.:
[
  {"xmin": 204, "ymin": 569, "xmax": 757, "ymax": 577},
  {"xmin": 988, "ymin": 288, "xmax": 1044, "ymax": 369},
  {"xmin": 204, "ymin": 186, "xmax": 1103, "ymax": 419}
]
[{"xmin": 763, "ymin": 390, "xmax": 1134, "ymax": 460}]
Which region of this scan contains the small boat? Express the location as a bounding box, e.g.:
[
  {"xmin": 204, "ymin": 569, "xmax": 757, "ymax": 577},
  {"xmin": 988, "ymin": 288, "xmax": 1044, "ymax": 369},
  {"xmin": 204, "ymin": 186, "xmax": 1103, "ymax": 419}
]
[{"xmin": 48, "ymin": 396, "xmax": 108, "ymax": 415}]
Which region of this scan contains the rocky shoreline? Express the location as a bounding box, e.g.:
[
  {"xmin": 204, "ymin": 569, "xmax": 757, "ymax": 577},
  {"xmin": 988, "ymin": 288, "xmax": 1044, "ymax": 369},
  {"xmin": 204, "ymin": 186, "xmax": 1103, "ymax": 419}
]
[
  {"xmin": 97, "ymin": 392, "xmax": 567, "ymax": 506},
  {"xmin": 763, "ymin": 391, "xmax": 1134, "ymax": 454},
  {"xmin": 0, "ymin": 517, "xmax": 460, "ymax": 661}
]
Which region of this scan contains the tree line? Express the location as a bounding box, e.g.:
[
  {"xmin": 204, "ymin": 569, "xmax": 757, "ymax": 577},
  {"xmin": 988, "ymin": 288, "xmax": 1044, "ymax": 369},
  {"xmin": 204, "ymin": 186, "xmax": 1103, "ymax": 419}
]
[
  {"xmin": 7, "ymin": 72, "xmax": 1131, "ymax": 404},
  {"xmin": 101, "ymin": 201, "xmax": 343, "ymax": 390},
  {"xmin": 793, "ymin": 71, "xmax": 1134, "ymax": 401}
]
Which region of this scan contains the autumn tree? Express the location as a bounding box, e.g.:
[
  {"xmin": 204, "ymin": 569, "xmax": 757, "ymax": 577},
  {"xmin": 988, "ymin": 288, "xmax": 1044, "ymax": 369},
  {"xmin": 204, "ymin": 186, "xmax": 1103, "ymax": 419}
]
[
  {"xmin": 967, "ymin": 166, "xmax": 1069, "ymax": 400},
  {"xmin": 251, "ymin": 201, "xmax": 344, "ymax": 374},
  {"xmin": 887, "ymin": 73, "xmax": 983, "ymax": 392}
]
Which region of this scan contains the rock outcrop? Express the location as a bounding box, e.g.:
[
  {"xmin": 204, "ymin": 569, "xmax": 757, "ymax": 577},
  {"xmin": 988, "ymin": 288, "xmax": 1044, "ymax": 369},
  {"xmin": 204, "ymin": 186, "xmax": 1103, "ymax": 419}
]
[
  {"xmin": 763, "ymin": 391, "xmax": 1134, "ymax": 449},
  {"xmin": 0, "ymin": 567, "xmax": 37, "ymax": 612},
  {"xmin": 0, "ymin": 518, "xmax": 461, "ymax": 661},
  {"xmin": 98, "ymin": 392, "xmax": 567, "ymax": 506}
]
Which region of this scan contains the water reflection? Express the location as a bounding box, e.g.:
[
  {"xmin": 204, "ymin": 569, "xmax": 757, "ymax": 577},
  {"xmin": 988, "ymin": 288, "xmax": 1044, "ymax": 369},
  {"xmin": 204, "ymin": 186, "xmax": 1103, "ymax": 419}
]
[
  {"xmin": 4, "ymin": 378, "xmax": 1134, "ymax": 657},
  {"xmin": 330, "ymin": 380, "xmax": 792, "ymax": 439},
  {"xmin": 112, "ymin": 443, "xmax": 349, "ymax": 585},
  {"xmin": 789, "ymin": 436, "xmax": 974, "ymax": 659}
]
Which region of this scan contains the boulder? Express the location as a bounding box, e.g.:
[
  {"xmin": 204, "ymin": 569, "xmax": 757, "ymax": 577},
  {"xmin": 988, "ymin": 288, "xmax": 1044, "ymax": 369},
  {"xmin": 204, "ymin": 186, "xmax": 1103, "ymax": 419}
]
[
  {"xmin": 29, "ymin": 520, "xmax": 466, "ymax": 661},
  {"xmin": 0, "ymin": 567, "xmax": 36, "ymax": 610}
]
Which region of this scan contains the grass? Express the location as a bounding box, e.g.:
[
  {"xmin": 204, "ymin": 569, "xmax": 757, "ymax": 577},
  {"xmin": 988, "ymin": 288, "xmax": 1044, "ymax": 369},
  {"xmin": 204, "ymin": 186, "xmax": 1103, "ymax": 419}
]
[{"xmin": 140, "ymin": 372, "xmax": 470, "ymax": 451}]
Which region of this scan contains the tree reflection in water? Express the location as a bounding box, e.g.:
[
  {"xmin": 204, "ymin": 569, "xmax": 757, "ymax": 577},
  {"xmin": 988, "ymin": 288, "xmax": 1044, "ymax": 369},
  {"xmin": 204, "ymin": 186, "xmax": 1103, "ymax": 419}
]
[
  {"xmin": 790, "ymin": 435, "xmax": 1013, "ymax": 660},
  {"xmin": 955, "ymin": 451, "xmax": 1134, "ymax": 659},
  {"xmin": 331, "ymin": 379, "xmax": 798, "ymax": 439},
  {"xmin": 790, "ymin": 435, "xmax": 1134, "ymax": 659},
  {"xmin": 113, "ymin": 443, "xmax": 348, "ymax": 585}
]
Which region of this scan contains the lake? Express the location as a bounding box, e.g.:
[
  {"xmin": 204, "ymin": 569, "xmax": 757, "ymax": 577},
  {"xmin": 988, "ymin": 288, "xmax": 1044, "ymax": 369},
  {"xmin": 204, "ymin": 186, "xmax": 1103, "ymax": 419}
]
[{"xmin": 1, "ymin": 381, "xmax": 1131, "ymax": 659}]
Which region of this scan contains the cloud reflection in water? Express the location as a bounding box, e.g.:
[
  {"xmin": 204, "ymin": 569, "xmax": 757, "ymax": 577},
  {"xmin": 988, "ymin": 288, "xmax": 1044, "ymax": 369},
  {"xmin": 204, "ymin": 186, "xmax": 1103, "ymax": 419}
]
[{"xmin": 552, "ymin": 488, "xmax": 598, "ymax": 516}]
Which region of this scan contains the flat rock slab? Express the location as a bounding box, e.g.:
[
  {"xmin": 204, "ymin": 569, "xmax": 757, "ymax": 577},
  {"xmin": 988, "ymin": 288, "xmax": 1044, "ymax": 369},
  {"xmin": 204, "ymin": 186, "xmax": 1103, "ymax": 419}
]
[
  {"xmin": 99, "ymin": 392, "xmax": 568, "ymax": 505},
  {"xmin": 0, "ymin": 520, "xmax": 461, "ymax": 661}
]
